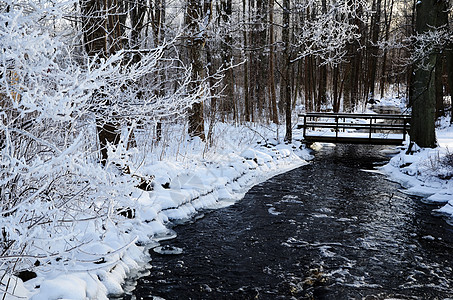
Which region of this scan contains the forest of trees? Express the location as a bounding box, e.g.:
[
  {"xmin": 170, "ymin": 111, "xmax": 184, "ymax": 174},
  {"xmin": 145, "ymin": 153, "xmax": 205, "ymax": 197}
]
[
  {"xmin": 0, "ymin": 0, "xmax": 452, "ymax": 282},
  {"xmin": 1, "ymin": 0, "xmax": 452, "ymax": 144},
  {"xmin": 73, "ymin": 0, "xmax": 451, "ymax": 146},
  {"xmin": 1, "ymin": 0, "xmax": 452, "ymax": 156}
]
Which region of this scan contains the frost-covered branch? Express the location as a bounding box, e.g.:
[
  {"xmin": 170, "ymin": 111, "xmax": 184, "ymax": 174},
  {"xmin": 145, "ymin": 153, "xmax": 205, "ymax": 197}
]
[
  {"xmin": 0, "ymin": 0, "xmax": 216, "ymax": 282},
  {"xmin": 292, "ymin": 0, "xmax": 367, "ymax": 65}
]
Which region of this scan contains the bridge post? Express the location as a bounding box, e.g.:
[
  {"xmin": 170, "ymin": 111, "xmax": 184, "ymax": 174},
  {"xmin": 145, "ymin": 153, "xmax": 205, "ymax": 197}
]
[
  {"xmin": 303, "ymin": 114, "xmax": 307, "ymax": 138},
  {"xmin": 403, "ymin": 118, "xmax": 407, "ymax": 141},
  {"xmin": 335, "ymin": 115, "xmax": 339, "ymax": 140}
]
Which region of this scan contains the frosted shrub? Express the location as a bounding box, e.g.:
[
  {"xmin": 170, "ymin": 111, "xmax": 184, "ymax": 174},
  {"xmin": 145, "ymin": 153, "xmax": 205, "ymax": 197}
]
[
  {"xmin": 443, "ymin": 149, "xmax": 453, "ymax": 167},
  {"xmin": 439, "ymin": 149, "xmax": 453, "ymax": 180},
  {"xmin": 0, "ymin": 0, "xmax": 207, "ymax": 285}
]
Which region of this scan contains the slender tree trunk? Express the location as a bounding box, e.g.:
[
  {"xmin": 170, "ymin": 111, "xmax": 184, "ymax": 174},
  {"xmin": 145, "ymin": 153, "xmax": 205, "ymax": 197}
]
[
  {"xmin": 220, "ymin": 0, "xmax": 234, "ymax": 119},
  {"xmin": 205, "ymin": 43, "xmax": 217, "ymax": 145},
  {"xmin": 293, "ymin": 61, "xmax": 302, "ymax": 111},
  {"xmin": 369, "ymin": 0, "xmax": 381, "ymax": 99},
  {"xmin": 343, "ymin": 61, "xmax": 353, "ymax": 112},
  {"xmin": 268, "ymin": 0, "xmax": 278, "ymax": 124},
  {"xmin": 154, "ymin": 0, "xmax": 166, "ymax": 141},
  {"xmin": 282, "ymin": 0, "xmax": 291, "ymax": 142},
  {"xmin": 282, "ymin": 0, "xmax": 293, "ymax": 143},
  {"xmin": 380, "ymin": 0, "xmax": 394, "ymax": 97},
  {"xmin": 248, "ymin": 0, "xmax": 257, "ymax": 122},
  {"xmin": 318, "ymin": 0, "xmax": 328, "ymax": 109},
  {"xmin": 243, "ymin": 0, "xmax": 250, "ymax": 122},
  {"xmin": 204, "ymin": 0, "xmax": 216, "ymax": 143},
  {"xmin": 343, "ymin": 2, "xmax": 354, "ymax": 112},
  {"xmin": 447, "ymin": 43, "xmax": 453, "ymax": 124},
  {"xmin": 259, "ymin": 0, "xmax": 268, "ymax": 120},
  {"xmin": 304, "ymin": 56, "xmax": 313, "ymax": 111},
  {"xmin": 333, "ymin": 65, "xmax": 340, "ymax": 112}
]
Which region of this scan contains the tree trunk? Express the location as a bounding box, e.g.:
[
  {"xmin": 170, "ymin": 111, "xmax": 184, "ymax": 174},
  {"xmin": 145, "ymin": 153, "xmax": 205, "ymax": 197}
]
[
  {"xmin": 369, "ymin": 0, "xmax": 381, "ymax": 99},
  {"xmin": 410, "ymin": 56, "xmax": 436, "ymax": 147},
  {"xmin": 205, "ymin": 41, "xmax": 217, "ymax": 144},
  {"xmin": 268, "ymin": 0, "xmax": 278, "ymax": 124},
  {"xmin": 380, "ymin": 0, "xmax": 394, "ymax": 97},
  {"xmin": 220, "ymin": 0, "xmax": 235, "ymax": 119},
  {"xmin": 186, "ymin": 0, "xmax": 208, "ymax": 140},
  {"xmin": 407, "ymin": 0, "xmax": 417, "ymax": 107},
  {"xmin": 434, "ymin": 0, "xmax": 449, "ymax": 119},
  {"xmin": 435, "ymin": 55, "xmax": 444, "ymax": 118},
  {"xmin": 81, "ymin": 0, "xmax": 106, "ymax": 58},
  {"xmin": 257, "ymin": 0, "xmax": 268, "ymax": 120},
  {"xmin": 410, "ymin": 0, "xmax": 444, "ymax": 148},
  {"xmin": 333, "ymin": 65, "xmax": 340, "ymax": 112},
  {"xmin": 343, "ymin": 60, "xmax": 353, "ymax": 112},
  {"xmin": 304, "ymin": 56, "xmax": 313, "ymax": 112},
  {"xmin": 81, "ymin": 0, "xmax": 124, "ymax": 165},
  {"xmin": 282, "ymin": 0, "xmax": 291, "ymax": 142},
  {"xmin": 318, "ymin": 0, "xmax": 328, "ymax": 110},
  {"xmin": 447, "ymin": 43, "xmax": 453, "ymax": 124},
  {"xmin": 243, "ymin": 0, "xmax": 250, "ymax": 122}
]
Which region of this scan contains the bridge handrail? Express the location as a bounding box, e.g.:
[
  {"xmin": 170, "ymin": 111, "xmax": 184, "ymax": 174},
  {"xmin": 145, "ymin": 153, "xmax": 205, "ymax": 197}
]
[
  {"xmin": 303, "ymin": 123, "xmax": 410, "ymax": 131},
  {"xmin": 298, "ymin": 112, "xmax": 411, "ymax": 120},
  {"xmin": 298, "ymin": 112, "xmax": 411, "ymax": 144}
]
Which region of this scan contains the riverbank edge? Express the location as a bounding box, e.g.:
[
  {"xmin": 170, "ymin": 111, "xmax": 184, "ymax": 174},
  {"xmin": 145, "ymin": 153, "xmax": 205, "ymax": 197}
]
[
  {"xmin": 20, "ymin": 142, "xmax": 312, "ymax": 299},
  {"xmin": 380, "ymin": 140, "xmax": 453, "ymax": 221}
]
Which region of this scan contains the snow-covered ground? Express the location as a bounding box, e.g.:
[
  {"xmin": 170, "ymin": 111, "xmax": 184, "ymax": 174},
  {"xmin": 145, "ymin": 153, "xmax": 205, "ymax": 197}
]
[
  {"xmin": 367, "ymin": 97, "xmax": 453, "ymax": 222},
  {"xmin": 2, "ymin": 123, "xmax": 312, "ymax": 300},
  {"xmin": 4, "ymin": 99, "xmax": 453, "ymax": 300},
  {"xmin": 382, "ymin": 117, "xmax": 453, "ymax": 221}
]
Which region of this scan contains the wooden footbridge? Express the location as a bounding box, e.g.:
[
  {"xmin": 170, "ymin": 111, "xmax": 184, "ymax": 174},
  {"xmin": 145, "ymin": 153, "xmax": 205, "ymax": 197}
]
[{"xmin": 298, "ymin": 112, "xmax": 411, "ymax": 145}]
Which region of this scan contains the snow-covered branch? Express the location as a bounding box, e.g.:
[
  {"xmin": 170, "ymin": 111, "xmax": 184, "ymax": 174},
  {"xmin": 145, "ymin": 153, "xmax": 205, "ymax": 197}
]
[{"xmin": 0, "ymin": 0, "xmax": 214, "ymax": 282}]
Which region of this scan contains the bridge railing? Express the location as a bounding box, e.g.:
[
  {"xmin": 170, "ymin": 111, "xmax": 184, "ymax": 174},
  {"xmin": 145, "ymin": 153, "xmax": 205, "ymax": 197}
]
[{"xmin": 298, "ymin": 112, "xmax": 411, "ymax": 145}]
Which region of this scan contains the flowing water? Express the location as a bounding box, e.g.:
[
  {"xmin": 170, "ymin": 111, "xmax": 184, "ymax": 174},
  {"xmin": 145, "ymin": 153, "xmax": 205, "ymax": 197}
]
[{"xmin": 119, "ymin": 144, "xmax": 453, "ymax": 300}]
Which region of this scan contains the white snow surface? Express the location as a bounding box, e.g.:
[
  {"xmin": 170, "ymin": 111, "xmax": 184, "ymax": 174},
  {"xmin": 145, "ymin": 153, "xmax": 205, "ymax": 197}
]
[
  {"xmin": 6, "ymin": 99, "xmax": 452, "ymax": 299},
  {"xmin": 381, "ymin": 117, "xmax": 453, "ymax": 220},
  {"xmin": 5, "ymin": 123, "xmax": 312, "ymax": 300}
]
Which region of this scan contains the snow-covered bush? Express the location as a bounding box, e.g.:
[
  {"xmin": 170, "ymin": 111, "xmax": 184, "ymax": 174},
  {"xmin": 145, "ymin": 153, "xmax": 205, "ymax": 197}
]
[{"xmin": 0, "ymin": 0, "xmax": 207, "ymax": 290}]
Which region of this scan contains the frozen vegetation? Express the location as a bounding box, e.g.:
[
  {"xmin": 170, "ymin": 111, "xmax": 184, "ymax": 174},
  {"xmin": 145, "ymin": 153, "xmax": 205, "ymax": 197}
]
[
  {"xmin": 3, "ymin": 96, "xmax": 453, "ymax": 299},
  {"xmin": 1, "ymin": 0, "xmax": 452, "ymax": 297},
  {"xmin": 1, "ymin": 122, "xmax": 312, "ymax": 299}
]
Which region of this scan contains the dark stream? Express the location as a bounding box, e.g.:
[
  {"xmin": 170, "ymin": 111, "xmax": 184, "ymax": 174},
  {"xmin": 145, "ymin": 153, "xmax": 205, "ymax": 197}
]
[{"xmin": 122, "ymin": 145, "xmax": 453, "ymax": 299}]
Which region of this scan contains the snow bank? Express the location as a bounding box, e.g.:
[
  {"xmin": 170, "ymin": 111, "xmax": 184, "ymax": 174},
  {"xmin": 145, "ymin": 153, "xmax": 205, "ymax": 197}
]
[
  {"xmin": 9, "ymin": 123, "xmax": 311, "ymax": 300},
  {"xmin": 381, "ymin": 120, "xmax": 453, "ymax": 222}
]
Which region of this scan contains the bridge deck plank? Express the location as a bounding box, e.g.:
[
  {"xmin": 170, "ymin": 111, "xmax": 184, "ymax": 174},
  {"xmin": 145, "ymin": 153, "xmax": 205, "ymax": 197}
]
[{"xmin": 302, "ymin": 135, "xmax": 405, "ymax": 145}]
